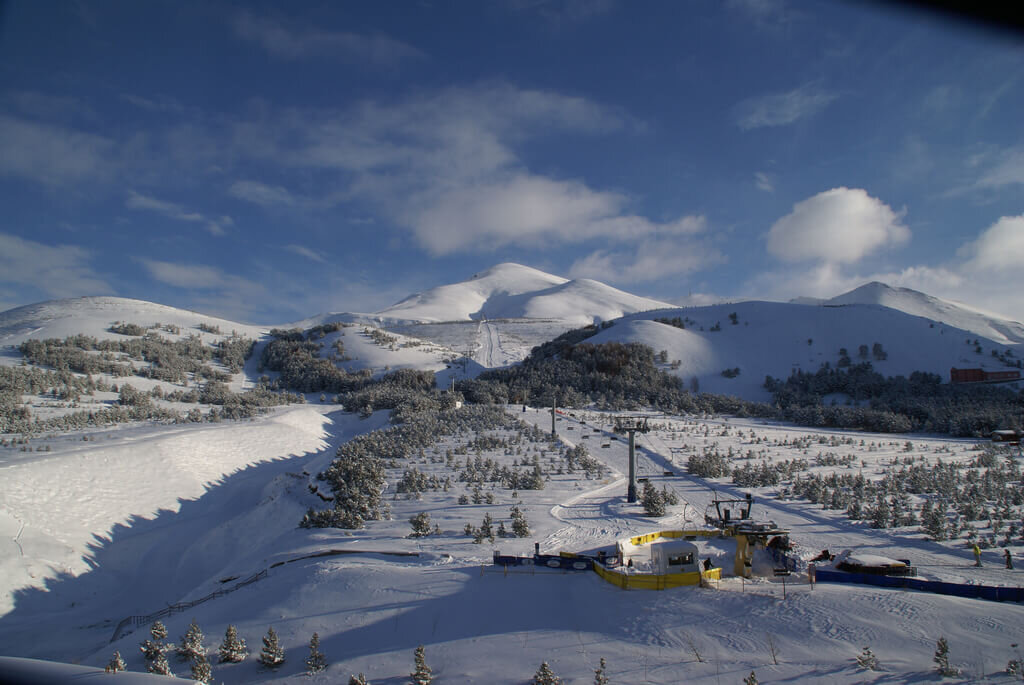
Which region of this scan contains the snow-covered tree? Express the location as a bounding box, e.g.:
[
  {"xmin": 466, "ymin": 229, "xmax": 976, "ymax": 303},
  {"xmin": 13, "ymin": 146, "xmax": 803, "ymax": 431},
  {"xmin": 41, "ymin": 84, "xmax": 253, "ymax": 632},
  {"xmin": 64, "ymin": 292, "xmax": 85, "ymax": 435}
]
[
  {"xmin": 593, "ymin": 657, "xmax": 608, "ymax": 685},
  {"xmin": 743, "ymin": 671, "xmax": 758, "ymax": 685},
  {"xmin": 348, "ymin": 674, "xmax": 370, "ymax": 685},
  {"xmin": 305, "ymin": 632, "xmax": 327, "ymax": 675},
  {"xmin": 410, "ymin": 644, "xmax": 432, "ymax": 685},
  {"xmin": 409, "ymin": 511, "xmax": 432, "ymax": 537},
  {"xmin": 642, "ymin": 481, "xmax": 666, "ymax": 517},
  {"xmin": 141, "ymin": 620, "xmax": 170, "ymax": 674},
  {"xmin": 148, "ymin": 650, "xmax": 173, "ymax": 676},
  {"xmin": 511, "ymin": 506, "xmax": 530, "ymax": 537},
  {"xmin": 177, "ymin": 618, "xmax": 205, "ymax": 661},
  {"xmin": 856, "ymin": 646, "xmax": 879, "ymax": 671},
  {"xmin": 533, "ymin": 661, "xmax": 561, "ymax": 685},
  {"xmin": 259, "ymin": 627, "xmax": 285, "ymax": 669},
  {"xmin": 191, "ymin": 653, "xmax": 213, "ymax": 683},
  {"xmin": 934, "ymin": 637, "xmax": 960, "ymax": 677},
  {"xmin": 104, "ymin": 651, "xmax": 126, "ymax": 673},
  {"xmin": 218, "ymin": 624, "xmax": 248, "ymax": 663}
]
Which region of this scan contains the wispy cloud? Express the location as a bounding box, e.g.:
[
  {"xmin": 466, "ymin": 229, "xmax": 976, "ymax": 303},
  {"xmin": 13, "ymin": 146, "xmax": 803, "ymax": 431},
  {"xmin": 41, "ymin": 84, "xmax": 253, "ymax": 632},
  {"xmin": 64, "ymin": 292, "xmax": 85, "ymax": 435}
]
[
  {"xmin": 754, "ymin": 171, "xmax": 774, "ymax": 192},
  {"xmin": 228, "ymin": 180, "xmax": 297, "ymax": 207},
  {"xmin": 734, "ymin": 84, "xmax": 837, "ymax": 130},
  {"xmin": 503, "ymin": 0, "xmax": 616, "ymax": 27},
  {"xmin": 568, "ymin": 226, "xmax": 724, "ymax": 285},
  {"xmin": 0, "ymin": 114, "xmax": 115, "ymax": 186},
  {"xmin": 285, "ymin": 244, "xmax": 326, "ymax": 263},
  {"xmin": 230, "ymin": 11, "xmax": 424, "ymax": 66},
  {"xmin": 126, "ymin": 190, "xmax": 232, "ymax": 236},
  {"xmin": 0, "ymin": 232, "xmax": 112, "ymax": 300},
  {"xmin": 120, "ymin": 93, "xmax": 185, "ymax": 114}
]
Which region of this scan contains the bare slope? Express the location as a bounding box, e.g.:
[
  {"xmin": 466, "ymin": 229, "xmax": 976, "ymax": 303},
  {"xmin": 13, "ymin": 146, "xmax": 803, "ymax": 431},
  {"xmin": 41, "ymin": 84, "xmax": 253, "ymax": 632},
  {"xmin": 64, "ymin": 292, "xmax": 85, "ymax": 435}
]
[
  {"xmin": 375, "ymin": 262, "xmax": 671, "ymax": 325},
  {"xmin": 588, "ymin": 301, "xmax": 1022, "ymax": 401},
  {"xmin": 795, "ymin": 281, "xmax": 1024, "ymax": 345}
]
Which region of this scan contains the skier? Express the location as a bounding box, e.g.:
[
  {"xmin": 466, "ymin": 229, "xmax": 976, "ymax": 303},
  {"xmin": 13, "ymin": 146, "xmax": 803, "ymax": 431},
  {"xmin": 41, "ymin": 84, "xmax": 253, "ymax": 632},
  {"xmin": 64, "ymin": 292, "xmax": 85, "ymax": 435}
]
[
  {"xmin": 972, "ymin": 543, "xmax": 982, "ymax": 567},
  {"xmin": 1006, "ymin": 549, "xmax": 1014, "ymax": 570}
]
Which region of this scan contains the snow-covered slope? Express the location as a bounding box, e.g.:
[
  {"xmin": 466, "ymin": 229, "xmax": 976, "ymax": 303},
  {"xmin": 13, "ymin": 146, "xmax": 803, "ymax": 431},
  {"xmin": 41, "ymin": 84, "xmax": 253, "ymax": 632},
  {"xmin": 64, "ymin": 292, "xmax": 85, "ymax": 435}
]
[
  {"xmin": 375, "ymin": 263, "xmax": 671, "ymax": 325},
  {"xmin": 795, "ymin": 281, "xmax": 1024, "ymax": 345},
  {"xmin": 588, "ymin": 300, "xmax": 1022, "ymax": 400},
  {"xmin": 0, "ymin": 296, "xmax": 267, "ymax": 347}
]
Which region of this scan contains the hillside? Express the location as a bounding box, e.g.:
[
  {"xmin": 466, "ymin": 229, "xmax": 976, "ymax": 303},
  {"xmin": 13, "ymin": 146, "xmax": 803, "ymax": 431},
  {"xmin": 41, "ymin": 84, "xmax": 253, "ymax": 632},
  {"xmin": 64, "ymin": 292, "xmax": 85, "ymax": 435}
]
[
  {"xmin": 375, "ymin": 262, "xmax": 672, "ymax": 325},
  {"xmin": 794, "ymin": 281, "xmax": 1024, "ymax": 345},
  {"xmin": 586, "ymin": 301, "xmax": 1022, "ymax": 401}
]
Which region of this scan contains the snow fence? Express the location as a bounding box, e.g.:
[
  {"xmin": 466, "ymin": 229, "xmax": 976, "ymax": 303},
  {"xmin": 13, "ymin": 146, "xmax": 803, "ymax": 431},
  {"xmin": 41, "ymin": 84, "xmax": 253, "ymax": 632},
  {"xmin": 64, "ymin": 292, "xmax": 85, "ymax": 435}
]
[{"xmin": 815, "ymin": 568, "xmax": 1024, "ymax": 603}]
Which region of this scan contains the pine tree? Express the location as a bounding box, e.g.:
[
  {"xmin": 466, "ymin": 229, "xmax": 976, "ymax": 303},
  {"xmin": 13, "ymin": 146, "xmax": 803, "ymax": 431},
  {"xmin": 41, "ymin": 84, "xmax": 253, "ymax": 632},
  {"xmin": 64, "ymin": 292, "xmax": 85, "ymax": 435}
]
[
  {"xmin": 104, "ymin": 650, "xmax": 126, "ymax": 673},
  {"xmin": 259, "ymin": 626, "xmax": 286, "ymax": 668},
  {"xmin": 641, "ymin": 481, "xmax": 666, "ymax": 517},
  {"xmin": 218, "ymin": 624, "xmax": 248, "ymax": 663},
  {"xmin": 934, "ymin": 637, "xmax": 960, "ymax": 677},
  {"xmin": 148, "ymin": 650, "xmax": 173, "ymax": 676},
  {"xmin": 856, "ymin": 646, "xmax": 879, "ymax": 671},
  {"xmin": 410, "ymin": 644, "xmax": 432, "ymax": 684},
  {"xmin": 141, "ymin": 620, "xmax": 170, "ymax": 674},
  {"xmin": 177, "ymin": 618, "xmax": 205, "ymax": 661},
  {"xmin": 593, "ymin": 657, "xmax": 609, "ymax": 685},
  {"xmin": 305, "ymin": 632, "xmax": 327, "ymax": 675},
  {"xmin": 533, "ymin": 661, "xmax": 562, "ymax": 685},
  {"xmin": 348, "ymin": 675, "xmax": 370, "ymax": 685},
  {"xmin": 743, "ymin": 671, "xmax": 758, "ymax": 685},
  {"xmin": 191, "ymin": 653, "xmax": 213, "ymax": 683},
  {"xmin": 511, "ymin": 506, "xmax": 530, "ymax": 537}
]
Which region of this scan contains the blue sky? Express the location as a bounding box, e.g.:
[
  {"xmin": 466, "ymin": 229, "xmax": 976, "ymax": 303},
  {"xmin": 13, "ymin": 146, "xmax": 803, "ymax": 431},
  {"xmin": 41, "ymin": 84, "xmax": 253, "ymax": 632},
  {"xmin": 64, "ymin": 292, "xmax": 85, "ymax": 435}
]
[{"xmin": 1, "ymin": 1, "xmax": 1022, "ymax": 324}]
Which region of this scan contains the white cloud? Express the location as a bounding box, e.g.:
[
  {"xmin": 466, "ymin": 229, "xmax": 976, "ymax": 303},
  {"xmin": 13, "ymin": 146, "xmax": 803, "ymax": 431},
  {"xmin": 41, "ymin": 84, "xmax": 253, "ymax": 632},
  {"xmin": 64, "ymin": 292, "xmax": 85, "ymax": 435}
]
[
  {"xmin": 231, "ymin": 11, "xmax": 424, "ymax": 66},
  {"xmin": 958, "ymin": 214, "xmax": 1024, "ymax": 272},
  {"xmin": 126, "ymin": 191, "xmax": 231, "ymax": 236},
  {"xmin": 228, "ymin": 180, "xmax": 297, "ymax": 207},
  {"xmin": 754, "ymin": 171, "xmax": 774, "ymax": 192},
  {"xmin": 734, "ymin": 84, "xmax": 837, "ymax": 130},
  {"xmin": 0, "ymin": 233, "xmax": 112, "ymax": 299},
  {"xmin": 767, "ymin": 187, "xmax": 909, "ymax": 264},
  {"xmin": 285, "ymin": 244, "xmax": 326, "ymax": 263},
  {"xmin": 0, "ymin": 114, "xmax": 115, "ymax": 186}
]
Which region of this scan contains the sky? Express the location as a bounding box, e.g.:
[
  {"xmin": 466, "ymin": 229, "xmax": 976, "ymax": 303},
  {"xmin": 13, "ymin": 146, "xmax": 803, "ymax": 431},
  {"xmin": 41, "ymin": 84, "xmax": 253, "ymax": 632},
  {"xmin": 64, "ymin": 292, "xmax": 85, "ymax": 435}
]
[{"xmin": 0, "ymin": 0, "xmax": 1022, "ymax": 324}]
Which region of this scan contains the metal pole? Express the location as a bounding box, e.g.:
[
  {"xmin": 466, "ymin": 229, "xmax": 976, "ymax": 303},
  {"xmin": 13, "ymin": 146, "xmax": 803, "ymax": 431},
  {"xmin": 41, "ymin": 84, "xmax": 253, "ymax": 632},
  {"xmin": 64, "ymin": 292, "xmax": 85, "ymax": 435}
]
[
  {"xmin": 627, "ymin": 429, "xmax": 637, "ymax": 502},
  {"xmin": 551, "ymin": 400, "xmax": 556, "ymax": 437}
]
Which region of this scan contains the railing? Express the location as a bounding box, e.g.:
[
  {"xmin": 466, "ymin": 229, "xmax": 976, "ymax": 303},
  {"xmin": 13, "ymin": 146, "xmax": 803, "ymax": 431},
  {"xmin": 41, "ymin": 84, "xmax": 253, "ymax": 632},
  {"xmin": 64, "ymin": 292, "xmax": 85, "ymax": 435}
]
[{"xmin": 110, "ymin": 570, "xmax": 267, "ymax": 643}]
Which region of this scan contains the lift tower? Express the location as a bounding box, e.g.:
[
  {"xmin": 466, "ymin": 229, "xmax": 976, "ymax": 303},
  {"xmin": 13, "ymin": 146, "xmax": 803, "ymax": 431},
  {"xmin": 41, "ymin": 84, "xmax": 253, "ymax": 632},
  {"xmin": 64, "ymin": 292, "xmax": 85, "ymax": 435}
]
[{"xmin": 616, "ymin": 417, "xmax": 649, "ymax": 502}]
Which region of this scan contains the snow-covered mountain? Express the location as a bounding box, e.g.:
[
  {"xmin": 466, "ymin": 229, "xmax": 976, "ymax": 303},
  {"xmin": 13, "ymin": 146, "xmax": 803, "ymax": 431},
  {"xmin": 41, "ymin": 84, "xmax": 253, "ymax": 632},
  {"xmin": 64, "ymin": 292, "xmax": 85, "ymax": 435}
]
[
  {"xmin": 374, "ymin": 262, "xmax": 672, "ymax": 325},
  {"xmin": 793, "ymin": 281, "xmax": 1024, "ymax": 345},
  {"xmin": 587, "ymin": 299, "xmax": 1022, "ymax": 401}
]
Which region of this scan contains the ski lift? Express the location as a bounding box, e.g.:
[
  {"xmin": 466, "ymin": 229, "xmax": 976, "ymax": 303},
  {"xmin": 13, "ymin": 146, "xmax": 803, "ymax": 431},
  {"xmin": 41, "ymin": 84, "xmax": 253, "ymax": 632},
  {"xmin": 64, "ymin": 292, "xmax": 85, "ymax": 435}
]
[{"xmin": 704, "ymin": 491, "xmax": 754, "ymax": 527}]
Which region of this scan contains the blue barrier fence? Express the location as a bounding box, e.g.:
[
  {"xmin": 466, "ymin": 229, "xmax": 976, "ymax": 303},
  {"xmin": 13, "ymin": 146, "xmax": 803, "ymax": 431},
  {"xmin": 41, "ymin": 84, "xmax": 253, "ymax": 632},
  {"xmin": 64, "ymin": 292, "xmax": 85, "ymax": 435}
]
[
  {"xmin": 493, "ymin": 552, "xmax": 594, "ymax": 571},
  {"xmin": 816, "ymin": 569, "xmax": 1024, "ymax": 603}
]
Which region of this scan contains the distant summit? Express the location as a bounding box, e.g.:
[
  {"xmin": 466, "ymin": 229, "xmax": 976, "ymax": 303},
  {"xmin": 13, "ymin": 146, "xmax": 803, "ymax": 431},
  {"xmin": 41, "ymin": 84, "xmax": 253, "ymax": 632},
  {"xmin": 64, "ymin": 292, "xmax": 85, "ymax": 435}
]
[
  {"xmin": 792, "ymin": 281, "xmax": 1024, "ymax": 345},
  {"xmin": 375, "ymin": 262, "xmax": 672, "ymax": 325}
]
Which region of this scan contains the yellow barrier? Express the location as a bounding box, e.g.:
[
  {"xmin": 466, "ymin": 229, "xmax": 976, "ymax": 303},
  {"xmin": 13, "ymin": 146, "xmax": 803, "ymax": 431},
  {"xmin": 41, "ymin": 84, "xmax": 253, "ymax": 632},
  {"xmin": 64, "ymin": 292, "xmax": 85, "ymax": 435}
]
[{"xmin": 592, "ymin": 562, "xmax": 721, "ymax": 590}]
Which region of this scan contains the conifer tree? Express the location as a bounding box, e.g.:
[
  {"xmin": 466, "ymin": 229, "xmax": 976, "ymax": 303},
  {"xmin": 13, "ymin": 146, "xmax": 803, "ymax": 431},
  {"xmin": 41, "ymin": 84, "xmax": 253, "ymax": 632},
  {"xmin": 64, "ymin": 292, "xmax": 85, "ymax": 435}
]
[
  {"xmin": 177, "ymin": 618, "xmax": 205, "ymax": 661},
  {"xmin": 218, "ymin": 624, "xmax": 248, "ymax": 663},
  {"xmin": 593, "ymin": 657, "xmax": 609, "ymax": 685},
  {"xmin": 934, "ymin": 637, "xmax": 960, "ymax": 677},
  {"xmin": 743, "ymin": 671, "xmax": 758, "ymax": 685},
  {"xmin": 191, "ymin": 653, "xmax": 213, "ymax": 683},
  {"xmin": 410, "ymin": 644, "xmax": 432, "ymax": 684},
  {"xmin": 511, "ymin": 506, "xmax": 530, "ymax": 537},
  {"xmin": 348, "ymin": 675, "xmax": 370, "ymax": 685},
  {"xmin": 105, "ymin": 651, "xmax": 126, "ymax": 673},
  {"xmin": 533, "ymin": 661, "xmax": 562, "ymax": 685},
  {"xmin": 141, "ymin": 620, "xmax": 170, "ymax": 674},
  {"xmin": 148, "ymin": 650, "xmax": 173, "ymax": 676},
  {"xmin": 305, "ymin": 632, "xmax": 327, "ymax": 674},
  {"xmin": 259, "ymin": 627, "xmax": 286, "ymax": 668},
  {"xmin": 856, "ymin": 646, "xmax": 879, "ymax": 671}
]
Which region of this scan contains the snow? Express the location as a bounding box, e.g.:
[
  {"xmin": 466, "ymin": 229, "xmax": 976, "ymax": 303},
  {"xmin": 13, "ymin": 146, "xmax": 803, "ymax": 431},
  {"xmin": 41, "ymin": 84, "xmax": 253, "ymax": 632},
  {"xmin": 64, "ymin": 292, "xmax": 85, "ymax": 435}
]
[
  {"xmin": 2, "ymin": 401, "xmax": 1021, "ymax": 683},
  {"xmin": 585, "ymin": 300, "xmax": 1022, "ymax": 401},
  {"xmin": 376, "ymin": 262, "xmax": 671, "ymax": 325}
]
